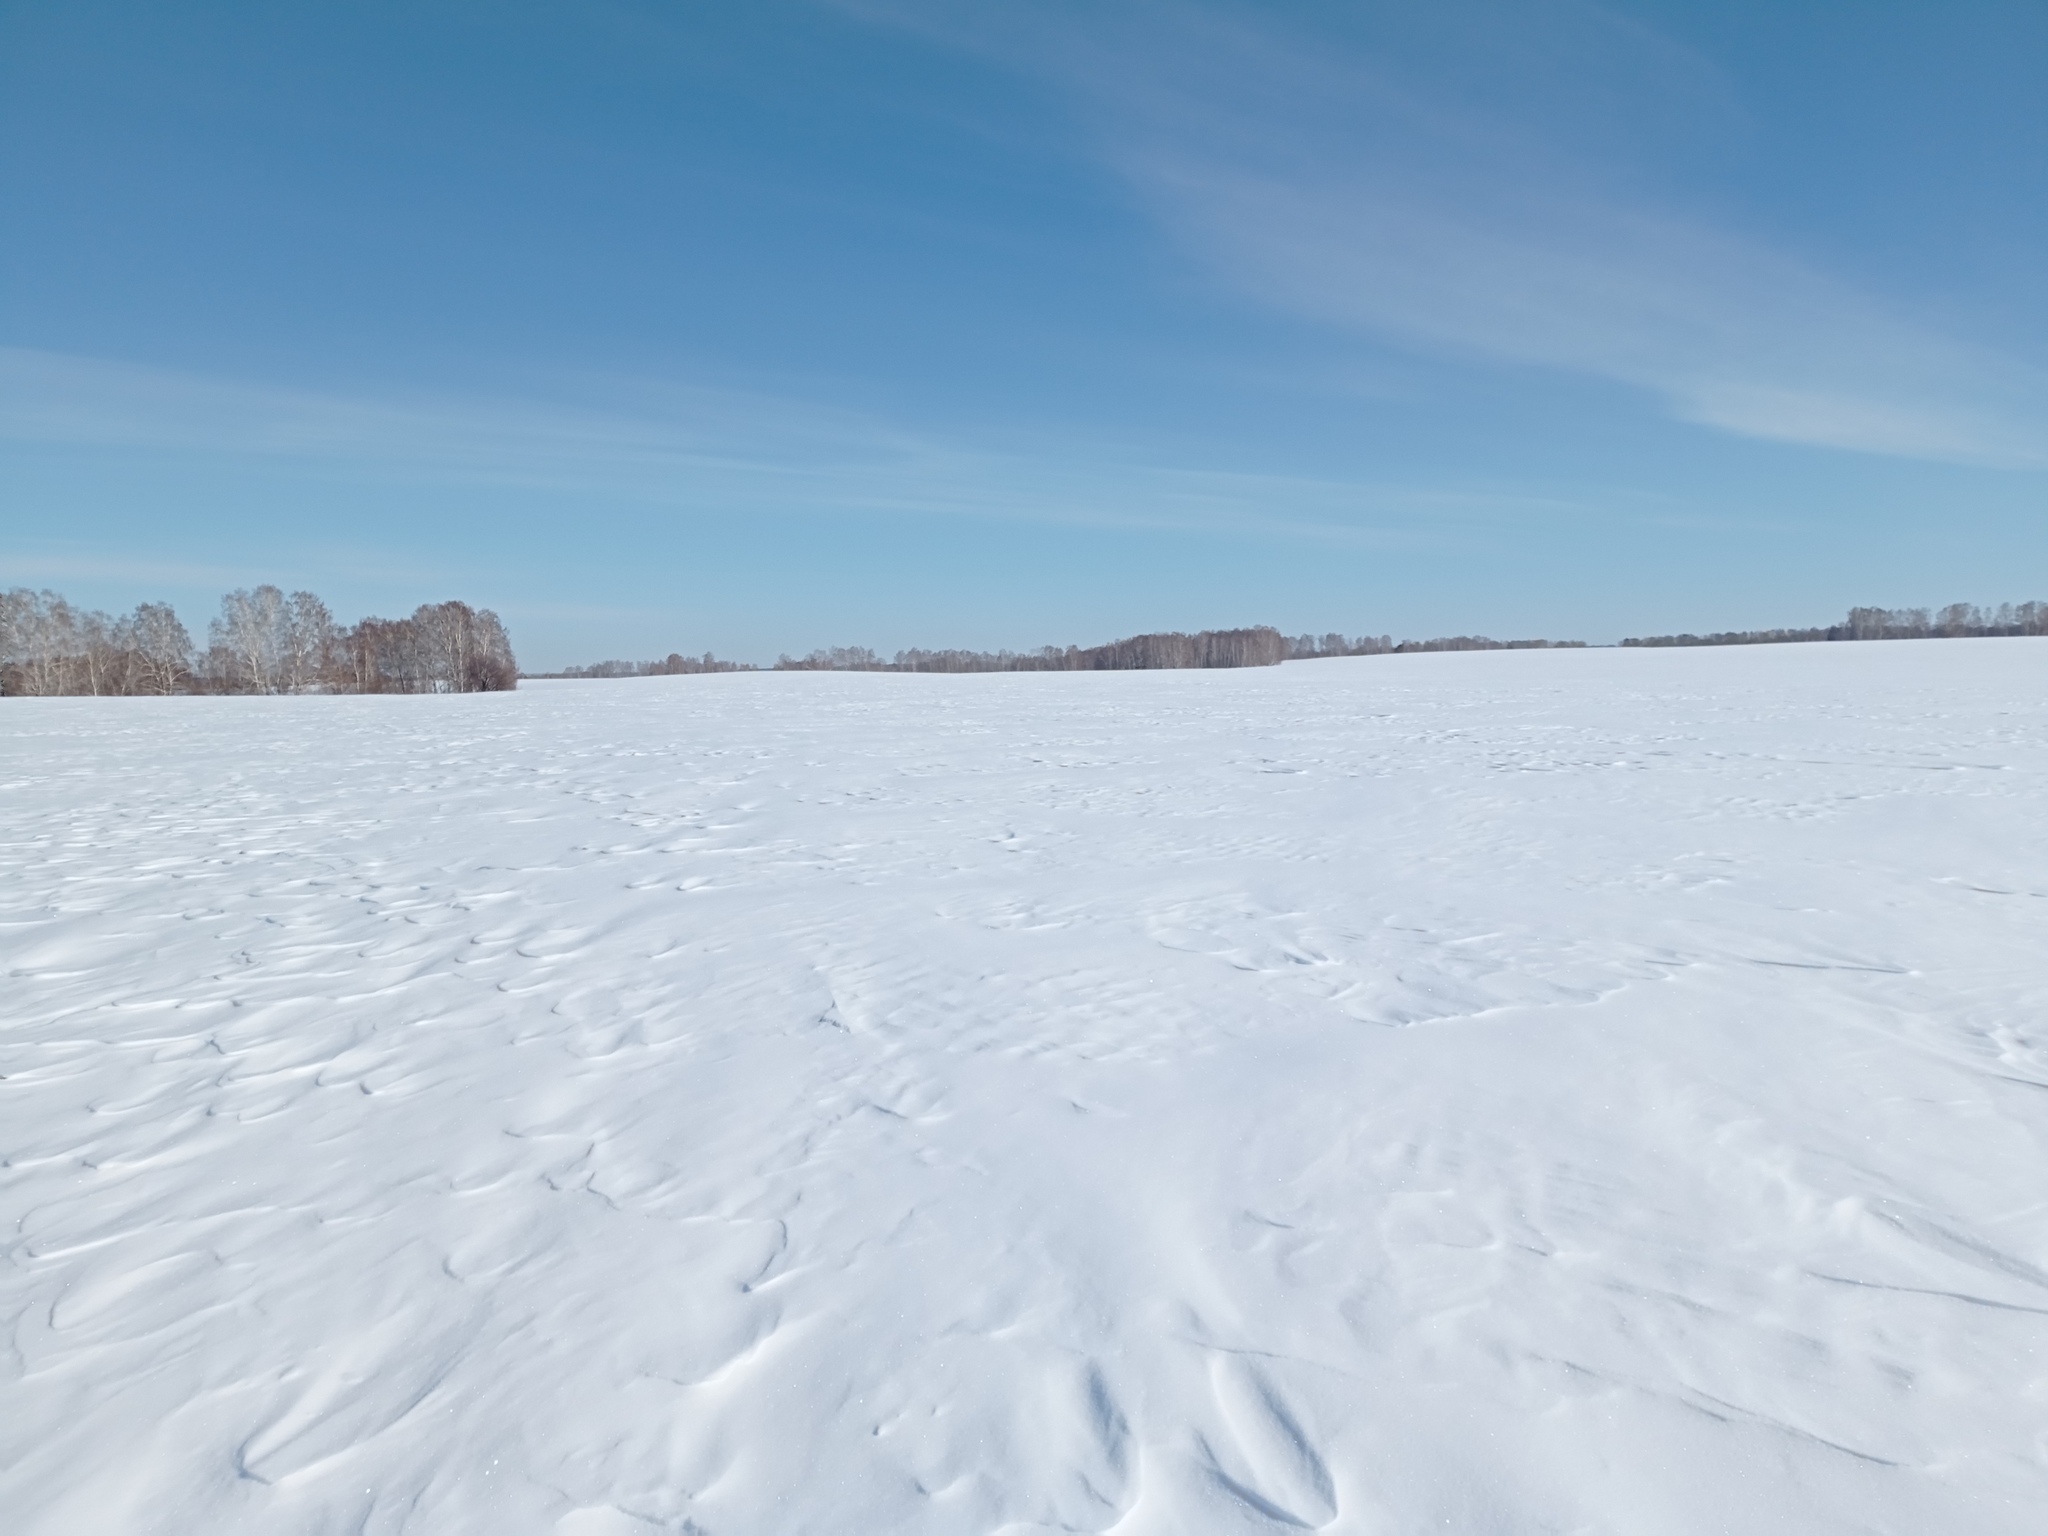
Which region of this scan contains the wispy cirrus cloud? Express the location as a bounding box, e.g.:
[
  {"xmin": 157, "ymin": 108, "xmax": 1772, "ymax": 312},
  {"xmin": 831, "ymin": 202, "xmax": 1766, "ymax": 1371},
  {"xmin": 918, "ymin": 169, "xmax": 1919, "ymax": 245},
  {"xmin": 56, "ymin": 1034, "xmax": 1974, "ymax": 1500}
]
[
  {"xmin": 845, "ymin": 0, "xmax": 2048, "ymax": 467},
  {"xmin": 0, "ymin": 345, "xmax": 1569, "ymax": 546},
  {"xmin": 0, "ymin": 345, "xmax": 940, "ymax": 490}
]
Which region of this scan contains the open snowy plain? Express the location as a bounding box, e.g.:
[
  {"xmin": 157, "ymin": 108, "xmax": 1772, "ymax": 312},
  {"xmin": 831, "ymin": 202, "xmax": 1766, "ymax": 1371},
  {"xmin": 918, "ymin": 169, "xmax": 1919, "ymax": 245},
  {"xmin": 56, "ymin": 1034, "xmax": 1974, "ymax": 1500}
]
[{"xmin": 4, "ymin": 640, "xmax": 2046, "ymax": 1534}]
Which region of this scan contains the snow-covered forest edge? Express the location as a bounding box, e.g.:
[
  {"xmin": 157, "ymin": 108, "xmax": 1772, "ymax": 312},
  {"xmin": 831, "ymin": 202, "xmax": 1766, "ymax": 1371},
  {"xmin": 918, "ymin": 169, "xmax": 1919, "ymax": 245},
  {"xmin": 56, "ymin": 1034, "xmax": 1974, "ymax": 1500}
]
[
  {"xmin": 8, "ymin": 585, "xmax": 2045, "ymax": 695},
  {"xmin": 0, "ymin": 585, "xmax": 516, "ymax": 696},
  {"xmin": 543, "ymin": 602, "xmax": 2048, "ymax": 680}
]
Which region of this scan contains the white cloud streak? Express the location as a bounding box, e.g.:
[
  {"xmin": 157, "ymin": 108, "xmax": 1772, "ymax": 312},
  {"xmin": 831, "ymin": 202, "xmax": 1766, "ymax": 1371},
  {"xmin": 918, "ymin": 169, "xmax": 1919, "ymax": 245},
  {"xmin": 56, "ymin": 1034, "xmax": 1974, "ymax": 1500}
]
[
  {"xmin": 851, "ymin": 0, "xmax": 2048, "ymax": 466},
  {"xmin": 0, "ymin": 346, "xmax": 1563, "ymax": 545},
  {"xmin": 1134, "ymin": 154, "xmax": 2044, "ymax": 465}
]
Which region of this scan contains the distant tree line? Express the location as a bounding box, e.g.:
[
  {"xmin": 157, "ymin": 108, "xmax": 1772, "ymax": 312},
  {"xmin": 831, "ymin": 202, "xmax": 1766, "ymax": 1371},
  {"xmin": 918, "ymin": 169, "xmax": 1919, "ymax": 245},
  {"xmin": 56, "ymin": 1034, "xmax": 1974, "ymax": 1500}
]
[
  {"xmin": 529, "ymin": 598, "xmax": 2048, "ymax": 685},
  {"xmin": 1283, "ymin": 632, "xmax": 1586, "ymax": 658},
  {"xmin": 0, "ymin": 585, "xmax": 517, "ymax": 696},
  {"xmin": 529, "ymin": 652, "xmax": 755, "ymax": 679},
  {"xmin": 773, "ymin": 626, "xmax": 1292, "ymax": 673},
  {"xmin": 1621, "ymin": 602, "xmax": 2048, "ymax": 649},
  {"xmin": 544, "ymin": 625, "xmax": 1597, "ymax": 678}
]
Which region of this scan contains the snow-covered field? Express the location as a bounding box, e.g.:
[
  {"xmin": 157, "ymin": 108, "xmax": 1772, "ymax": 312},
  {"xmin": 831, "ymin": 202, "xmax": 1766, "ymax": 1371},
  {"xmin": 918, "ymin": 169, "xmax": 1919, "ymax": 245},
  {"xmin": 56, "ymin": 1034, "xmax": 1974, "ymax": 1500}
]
[{"xmin": 4, "ymin": 641, "xmax": 2046, "ymax": 1534}]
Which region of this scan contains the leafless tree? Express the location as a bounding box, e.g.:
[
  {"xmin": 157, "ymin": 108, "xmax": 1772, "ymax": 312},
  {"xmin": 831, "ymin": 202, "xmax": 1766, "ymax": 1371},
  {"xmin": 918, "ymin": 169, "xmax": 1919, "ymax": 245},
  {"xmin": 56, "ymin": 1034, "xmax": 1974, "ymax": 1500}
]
[
  {"xmin": 407, "ymin": 601, "xmax": 517, "ymax": 691},
  {"xmin": 412, "ymin": 601, "xmax": 472, "ymax": 692},
  {"xmin": 0, "ymin": 589, "xmax": 24, "ymax": 695},
  {"xmin": 76, "ymin": 610, "xmax": 126, "ymax": 696},
  {"xmin": 336, "ymin": 617, "xmax": 405, "ymax": 693},
  {"xmin": 280, "ymin": 590, "xmax": 335, "ymax": 693},
  {"xmin": 126, "ymin": 603, "xmax": 195, "ymax": 694},
  {"xmin": 211, "ymin": 586, "xmax": 287, "ymax": 693},
  {"xmin": 467, "ymin": 608, "xmax": 518, "ymax": 691},
  {"xmin": 324, "ymin": 602, "xmax": 516, "ymax": 693},
  {"xmin": 0, "ymin": 588, "xmax": 41, "ymax": 695},
  {"xmin": 1, "ymin": 589, "xmax": 79, "ymax": 695},
  {"xmin": 334, "ymin": 619, "xmax": 376, "ymax": 693},
  {"xmin": 5, "ymin": 584, "xmax": 521, "ymax": 696}
]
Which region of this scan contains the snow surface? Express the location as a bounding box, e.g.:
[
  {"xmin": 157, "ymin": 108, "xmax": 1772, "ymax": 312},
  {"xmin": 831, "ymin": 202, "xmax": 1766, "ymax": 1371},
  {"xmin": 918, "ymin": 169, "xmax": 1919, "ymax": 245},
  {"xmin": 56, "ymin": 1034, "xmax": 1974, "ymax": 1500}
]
[{"xmin": 5, "ymin": 640, "xmax": 2047, "ymax": 1534}]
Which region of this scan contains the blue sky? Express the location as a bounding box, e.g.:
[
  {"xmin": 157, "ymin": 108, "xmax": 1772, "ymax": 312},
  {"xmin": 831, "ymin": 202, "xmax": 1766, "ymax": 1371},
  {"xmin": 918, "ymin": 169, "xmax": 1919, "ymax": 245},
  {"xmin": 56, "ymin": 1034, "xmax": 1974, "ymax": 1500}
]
[{"xmin": 3, "ymin": 0, "xmax": 2043, "ymax": 666}]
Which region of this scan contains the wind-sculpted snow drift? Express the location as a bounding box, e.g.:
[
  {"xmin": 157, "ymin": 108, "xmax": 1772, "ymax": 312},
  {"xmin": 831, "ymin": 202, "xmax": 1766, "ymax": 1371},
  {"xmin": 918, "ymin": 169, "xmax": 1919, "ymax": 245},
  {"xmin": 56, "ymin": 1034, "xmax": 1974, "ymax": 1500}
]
[{"xmin": 3, "ymin": 641, "xmax": 2045, "ymax": 1534}]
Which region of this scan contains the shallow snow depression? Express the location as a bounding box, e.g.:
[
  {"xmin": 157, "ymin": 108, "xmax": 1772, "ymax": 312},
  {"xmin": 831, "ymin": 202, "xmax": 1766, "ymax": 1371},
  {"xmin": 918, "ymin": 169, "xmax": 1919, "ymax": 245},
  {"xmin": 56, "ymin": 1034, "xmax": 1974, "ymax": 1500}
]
[{"xmin": 4, "ymin": 641, "xmax": 2046, "ymax": 1533}]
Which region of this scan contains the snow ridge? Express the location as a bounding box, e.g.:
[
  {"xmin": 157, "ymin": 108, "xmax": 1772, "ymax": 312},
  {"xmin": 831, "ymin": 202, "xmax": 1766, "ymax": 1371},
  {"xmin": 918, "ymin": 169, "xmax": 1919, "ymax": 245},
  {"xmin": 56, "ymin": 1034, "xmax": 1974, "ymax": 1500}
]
[{"xmin": 4, "ymin": 640, "xmax": 2045, "ymax": 1533}]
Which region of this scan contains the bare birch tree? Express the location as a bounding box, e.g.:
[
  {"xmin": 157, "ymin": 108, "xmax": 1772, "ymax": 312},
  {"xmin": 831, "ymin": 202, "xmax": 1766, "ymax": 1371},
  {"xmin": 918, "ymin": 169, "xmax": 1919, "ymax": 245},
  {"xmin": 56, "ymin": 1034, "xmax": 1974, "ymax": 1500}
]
[
  {"xmin": 280, "ymin": 590, "xmax": 335, "ymax": 693},
  {"xmin": 4, "ymin": 584, "xmax": 517, "ymax": 695},
  {"xmin": 76, "ymin": 610, "xmax": 125, "ymax": 696},
  {"xmin": 0, "ymin": 588, "xmax": 35, "ymax": 695},
  {"xmin": 412, "ymin": 601, "xmax": 470, "ymax": 693},
  {"xmin": 127, "ymin": 603, "xmax": 194, "ymax": 695},
  {"xmin": 1, "ymin": 590, "xmax": 78, "ymax": 695},
  {"xmin": 469, "ymin": 608, "xmax": 518, "ymax": 691},
  {"xmin": 211, "ymin": 586, "xmax": 286, "ymax": 693},
  {"xmin": 400, "ymin": 600, "xmax": 518, "ymax": 691}
]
